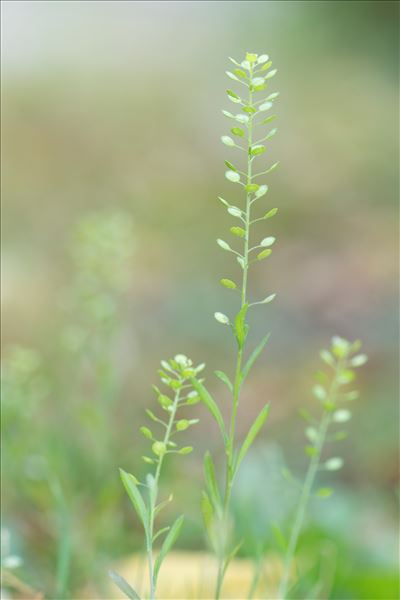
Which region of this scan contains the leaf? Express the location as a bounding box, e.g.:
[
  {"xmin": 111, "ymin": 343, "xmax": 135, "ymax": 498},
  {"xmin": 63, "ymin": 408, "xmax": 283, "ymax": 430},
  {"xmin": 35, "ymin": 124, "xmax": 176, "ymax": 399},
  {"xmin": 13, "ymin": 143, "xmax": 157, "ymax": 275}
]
[
  {"xmin": 201, "ymin": 491, "xmax": 217, "ymax": 550},
  {"xmin": 203, "ymin": 452, "xmax": 221, "ymax": 512},
  {"xmin": 271, "ymin": 522, "xmax": 287, "ymax": 552},
  {"xmin": 214, "ymin": 369, "xmax": 233, "ymax": 392},
  {"xmin": 109, "ymin": 571, "xmax": 141, "ymax": 600},
  {"xmin": 223, "ymin": 540, "xmax": 244, "ymax": 575},
  {"xmin": 225, "ymin": 170, "xmax": 241, "ymax": 183},
  {"xmin": 220, "ymin": 278, "xmax": 237, "ymax": 290},
  {"xmin": 316, "ymin": 487, "xmax": 334, "ymax": 498},
  {"xmin": 235, "ymin": 404, "xmax": 270, "ymax": 472},
  {"xmin": 119, "ymin": 469, "xmax": 148, "ymax": 530},
  {"xmin": 241, "ymin": 333, "xmax": 271, "ymax": 381},
  {"xmin": 190, "ymin": 378, "xmax": 227, "ymax": 443},
  {"xmin": 154, "ymin": 493, "xmax": 173, "ymax": 517},
  {"xmin": 234, "ymin": 303, "xmax": 249, "ymax": 349},
  {"xmin": 153, "ymin": 526, "xmax": 170, "ymax": 543},
  {"xmin": 154, "ymin": 515, "xmax": 184, "ymax": 582}
]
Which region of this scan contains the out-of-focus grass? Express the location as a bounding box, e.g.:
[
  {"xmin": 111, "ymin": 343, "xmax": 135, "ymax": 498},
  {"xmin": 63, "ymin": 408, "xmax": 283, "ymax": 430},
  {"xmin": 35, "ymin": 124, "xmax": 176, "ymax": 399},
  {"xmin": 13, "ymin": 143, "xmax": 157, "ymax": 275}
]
[{"xmin": 2, "ymin": 1, "xmax": 398, "ymax": 598}]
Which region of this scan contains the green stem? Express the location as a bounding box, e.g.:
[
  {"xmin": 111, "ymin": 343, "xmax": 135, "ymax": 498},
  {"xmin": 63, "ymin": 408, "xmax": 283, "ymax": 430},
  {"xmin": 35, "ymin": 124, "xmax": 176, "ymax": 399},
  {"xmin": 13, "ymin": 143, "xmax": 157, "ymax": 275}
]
[
  {"xmin": 215, "ymin": 64, "xmax": 254, "ymax": 600},
  {"xmin": 279, "ymin": 361, "xmax": 343, "ymax": 599},
  {"xmin": 147, "ymin": 388, "xmax": 181, "ymax": 600}
]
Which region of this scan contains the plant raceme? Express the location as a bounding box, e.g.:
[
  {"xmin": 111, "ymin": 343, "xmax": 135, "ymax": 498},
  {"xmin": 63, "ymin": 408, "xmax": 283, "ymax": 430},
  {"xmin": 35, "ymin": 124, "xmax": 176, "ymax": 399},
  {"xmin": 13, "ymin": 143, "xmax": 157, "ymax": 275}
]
[
  {"xmin": 278, "ymin": 336, "xmax": 368, "ymax": 599},
  {"xmin": 190, "ymin": 51, "xmax": 280, "ymax": 599},
  {"xmin": 113, "ymin": 52, "xmax": 368, "ymax": 600},
  {"xmin": 110, "ymin": 355, "xmax": 204, "ymax": 600}
]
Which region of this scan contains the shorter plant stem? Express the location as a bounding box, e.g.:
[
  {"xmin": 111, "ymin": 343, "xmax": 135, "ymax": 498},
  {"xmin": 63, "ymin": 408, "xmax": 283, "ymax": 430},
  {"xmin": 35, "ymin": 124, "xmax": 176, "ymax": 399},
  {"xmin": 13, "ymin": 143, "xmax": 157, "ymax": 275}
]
[
  {"xmin": 278, "ymin": 362, "xmax": 342, "ymax": 599},
  {"xmin": 147, "ymin": 389, "xmax": 181, "ymax": 600}
]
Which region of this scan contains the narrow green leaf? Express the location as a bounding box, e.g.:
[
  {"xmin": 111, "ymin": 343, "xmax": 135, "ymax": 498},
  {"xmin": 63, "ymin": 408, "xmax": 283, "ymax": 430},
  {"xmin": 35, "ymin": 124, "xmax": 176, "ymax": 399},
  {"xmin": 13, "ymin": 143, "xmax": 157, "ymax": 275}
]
[
  {"xmin": 153, "ymin": 526, "xmax": 170, "ymax": 543},
  {"xmin": 241, "ymin": 333, "xmax": 271, "ymax": 382},
  {"xmin": 119, "ymin": 469, "xmax": 148, "ymax": 529},
  {"xmin": 235, "ymin": 404, "xmax": 270, "ymax": 471},
  {"xmin": 201, "ymin": 491, "xmax": 217, "ymax": 550},
  {"xmin": 271, "ymin": 522, "xmax": 287, "ymax": 552},
  {"xmin": 109, "ymin": 571, "xmax": 141, "ymax": 600},
  {"xmin": 190, "ymin": 378, "xmax": 227, "ymax": 443},
  {"xmin": 203, "ymin": 452, "xmax": 221, "ymax": 512},
  {"xmin": 154, "ymin": 515, "xmax": 184, "ymax": 582},
  {"xmin": 234, "ymin": 303, "xmax": 249, "ymax": 349},
  {"xmin": 214, "ymin": 369, "xmax": 233, "ymax": 392}
]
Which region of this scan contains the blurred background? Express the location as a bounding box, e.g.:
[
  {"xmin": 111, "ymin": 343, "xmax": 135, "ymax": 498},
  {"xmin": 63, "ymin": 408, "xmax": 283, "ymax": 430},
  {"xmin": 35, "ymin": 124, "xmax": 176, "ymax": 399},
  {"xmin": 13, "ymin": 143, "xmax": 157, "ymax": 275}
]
[{"xmin": 2, "ymin": 1, "xmax": 398, "ymax": 599}]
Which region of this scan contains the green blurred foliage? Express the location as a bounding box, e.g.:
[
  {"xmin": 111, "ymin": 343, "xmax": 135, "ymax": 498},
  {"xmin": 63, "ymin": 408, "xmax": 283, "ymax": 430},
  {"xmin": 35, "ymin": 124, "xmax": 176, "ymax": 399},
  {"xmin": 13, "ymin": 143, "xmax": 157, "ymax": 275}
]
[{"xmin": 2, "ymin": 1, "xmax": 398, "ymax": 598}]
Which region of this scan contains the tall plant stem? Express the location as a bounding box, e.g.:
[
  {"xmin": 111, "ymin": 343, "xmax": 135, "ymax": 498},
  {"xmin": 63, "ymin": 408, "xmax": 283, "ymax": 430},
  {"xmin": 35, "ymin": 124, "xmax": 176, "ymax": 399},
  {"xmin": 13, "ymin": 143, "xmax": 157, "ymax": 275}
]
[
  {"xmin": 215, "ymin": 64, "xmax": 254, "ymax": 600},
  {"xmin": 146, "ymin": 389, "xmax": 181, "ymax": 600},
  {"xmin": 278, "ymin": 362, "xmax": 342, "ymax": 599}
]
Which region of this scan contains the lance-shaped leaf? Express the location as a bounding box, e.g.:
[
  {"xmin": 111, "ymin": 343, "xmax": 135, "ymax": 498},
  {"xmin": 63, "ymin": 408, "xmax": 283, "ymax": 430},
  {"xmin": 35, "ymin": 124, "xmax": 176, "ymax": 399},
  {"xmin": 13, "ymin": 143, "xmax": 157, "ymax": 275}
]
[
  {"xmin": 235, "ymin": 404, "xmax": 270, "ymax": 472},
  {"xmin": 234, "ymin": 303, "xmax": 249, "ymax": 349},
  {"xmin": 241, "ymin": 333, "xmax": 271, "ymax": 382},
  {"xmin": 154, "ymin": 515, "xmax": 184, "ymax": 582},
  {"xmin": 214, "ymin": 369, "xmax": 233, "ymax": 392},
  {"xmin": 191, "ymin": 378, "xmax": 227, "ymax": 443},
  {"xmin": 119, "ymin": 469, "xmax": 148, "ymax": 531},
  {"xmin": 203, "ymin": 451, "xmax": 222, "ymax": 513},
  {"xmin": 201, "ymin": 491, "xmax": 218, "ymax": 551},
  {"xmin": 109, "ymin": 571, "xmax": 141, "ymax": 600}
]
